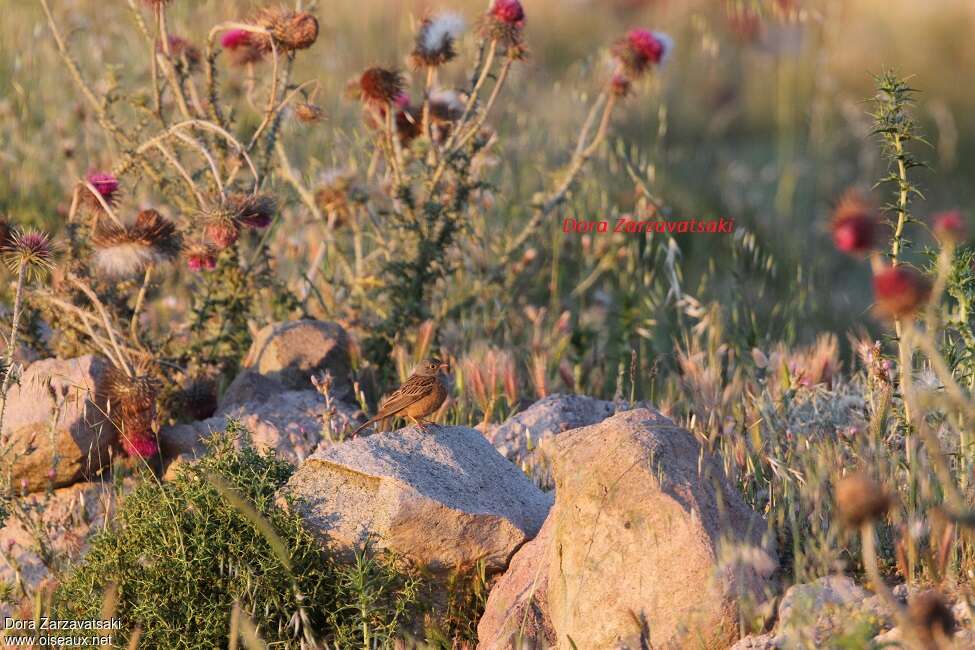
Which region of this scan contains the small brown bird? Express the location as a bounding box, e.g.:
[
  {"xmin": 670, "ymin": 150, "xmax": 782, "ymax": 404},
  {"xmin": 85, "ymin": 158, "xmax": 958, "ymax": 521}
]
[{"xmin": 352, "ymin": 358, "xmax": 450, "ymax": 436}]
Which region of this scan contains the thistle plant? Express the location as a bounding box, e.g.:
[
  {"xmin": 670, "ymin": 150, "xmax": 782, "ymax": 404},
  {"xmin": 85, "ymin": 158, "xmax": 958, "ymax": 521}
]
[
  {"xmin": 0, "ymin": 228, "xmax": 55, "ymax": 437},
  {"xmin": 24, "ymin": 0, "xmax": 325, "ymax": 435},
  {"xmin": 871, "ymin": 70, "xmax": 928, "ymax": 437}
]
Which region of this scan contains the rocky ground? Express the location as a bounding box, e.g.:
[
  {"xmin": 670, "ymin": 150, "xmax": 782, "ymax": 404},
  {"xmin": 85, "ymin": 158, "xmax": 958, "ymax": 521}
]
[{"xmin": 1, "ymin": 318, "xmax": 972, "ymax": 648}]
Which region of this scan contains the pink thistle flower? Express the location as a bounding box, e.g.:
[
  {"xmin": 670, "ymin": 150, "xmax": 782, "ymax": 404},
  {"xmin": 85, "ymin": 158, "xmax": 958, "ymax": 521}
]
[
  {"xmin": 221, "ymin": 29, "xmax": 251, "ymax": 49},
  {"xmin": 481, "ymin": 0, "xmax": 526, "ymax": 47},
  {"xmin": 85, "ymin": 171, "xmax": 120, "ymax": 207},
  {"xmin": 3, "ymin": 227, "xmax": 56, "ymax": 280},
  {"xmin": 123, "ymin": 433, "xmax": 159, "ymax": 459},
  {"xmin": 221, "ymin": 28, "xmax": 263, "ymax": 66},
  {"xmin": 613, "ymin": 29, "xmax": 673, "ymax": 77},
  {"xmin": 932, "ymin": 209, "xmax": 966, "ymax": 245},
  {"xmin": 831, "ymin": 190, "xmax": 879, "ymax": 256},
  {"xmin": 490, "ymin": 0, "xmax": 525, "ymax": 26},
  {"xmin": 873, "ymin": 265, "xmax": 932, "ymax": 319},
  {"xmin": 186, "ymin": 243, "xmax": 218, "ymax": 271}
]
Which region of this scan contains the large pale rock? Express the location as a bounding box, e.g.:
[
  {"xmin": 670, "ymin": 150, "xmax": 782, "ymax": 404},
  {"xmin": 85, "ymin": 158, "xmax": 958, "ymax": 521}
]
[
  {"xmin": 281, "ymin": 425, "xmax": 551, "ymax": 572},
  {"xmin": 0, "ymin": 481, "xmax": 121, "ymax": 614},
  {"xmin": 477, "ymin": 515, "xmax": 556, "ymax": 649},
  {"xmin": 238, "ymin": 319, "xmax": 351, "ymax": 400},
  {"xmin": 1, "ymin": 355, "xmax": 113, "ymax": 492},
  {"xmin": 485, "ymin": 394, "xmax": 622, "ymax": 461},
  {"xmin": 546, "ymin": 408, "xmax": 776, "ymax": 649},
  {"xmin": 164, "ymin": 389, "xmax": 362, "ymax": 464},
  {"xmin": 485, "ymin": 394, "xmax": 646, "ymax": 489}
]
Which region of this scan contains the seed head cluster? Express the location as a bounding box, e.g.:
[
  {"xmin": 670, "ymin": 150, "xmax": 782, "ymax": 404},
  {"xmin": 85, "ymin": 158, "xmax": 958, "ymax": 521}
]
[
  {"xmin": 92, "ymin": 209, "xmax": 181, "ymax": 277},
  {"xmin": 3, "ymin": 227, "xmax": 55, "ymax": 280},
  {"xmin": 834, "ymin": 472, "xmax": 892, "ymax": 527},
  {"xmin": 411, "ymin": 12, "xmax": 466, "ymax": 68},
  {"xmin": 101, "ymin": 367, "xmax": 161, "ymax": 459},
  {"xmin": 251, "ymin": 7, "xmax": 319, "ymax": 53}
]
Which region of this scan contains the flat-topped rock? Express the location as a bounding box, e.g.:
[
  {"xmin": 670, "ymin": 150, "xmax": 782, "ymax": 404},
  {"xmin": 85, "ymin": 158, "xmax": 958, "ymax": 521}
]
[{"xmin": 280, "ymin": 425, "xmax": 552, "ymax": 572}]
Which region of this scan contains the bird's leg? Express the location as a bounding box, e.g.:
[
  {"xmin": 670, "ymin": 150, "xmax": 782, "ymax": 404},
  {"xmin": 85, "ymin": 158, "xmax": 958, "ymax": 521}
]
[{"xmin": 411, "ymin": 416, "xmax": 431, "ymax": 433}]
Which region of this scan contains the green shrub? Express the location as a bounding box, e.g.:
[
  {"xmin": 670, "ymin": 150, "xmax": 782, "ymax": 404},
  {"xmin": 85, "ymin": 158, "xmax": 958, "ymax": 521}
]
[{"xmin": 54, "ymin": 422, "xmax": 422, "ymax": 649}]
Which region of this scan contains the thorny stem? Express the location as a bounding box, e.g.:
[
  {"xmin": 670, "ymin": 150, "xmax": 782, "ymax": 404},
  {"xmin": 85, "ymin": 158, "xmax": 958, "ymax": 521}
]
[
  {"xmin": 38, "ymin": 0, "xmax": 131, "ymax": 153},
  {"xmin": 246, "ymin": 39, "xmax": 281, "ymax": 152},
  {"xmin": 891, "ymin": 133, "xmax": 914, "ymax": 435},
  {"xmin": 153, "ymin": 142, "xmax": 208, "ymax": 209},
  {"xmin": 427, "ymin": 40, "xmax": 500, "ymax": 191},
  {"xmin": 451, "ymin": 55, "xmax": 515, "ymax": 154},
  {"xmin": 421, "ymin": 66, "xmax": 436, "ymax": 139},
  {"xmin": 0, "ymin": 264, "xmax": 28, "ymax": 438},
  {"xmin": 68, "ymin": 275, "xmax": 133, "ymax": 377},
  {"xmin": 130, "ymin": 266, "xmax": 153, "ymax": 347},
  {"xmin": 155, "ymin": 6, "xmax": 195, "ymax": 121},
  {"xmin": 384, "ymin": 104, "xmax": 405, "ymax": 189}
]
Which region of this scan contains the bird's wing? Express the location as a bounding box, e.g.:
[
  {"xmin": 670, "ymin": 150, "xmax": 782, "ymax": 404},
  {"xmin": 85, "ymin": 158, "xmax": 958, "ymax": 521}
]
[{"xmin": 378, "ymin": 374, "xmax": 437, "ymax": 416}]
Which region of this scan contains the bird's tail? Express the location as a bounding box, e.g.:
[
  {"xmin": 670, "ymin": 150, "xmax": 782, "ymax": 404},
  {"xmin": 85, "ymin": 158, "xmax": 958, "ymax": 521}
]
[{"xmin": 351, "ymin": 416, "xmax": 380, "ymax": 438}]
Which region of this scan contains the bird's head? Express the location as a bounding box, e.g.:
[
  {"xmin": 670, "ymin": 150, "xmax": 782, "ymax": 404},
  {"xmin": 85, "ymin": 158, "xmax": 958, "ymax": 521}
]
[{"xmin": 416, "ymin": 357, "xmax": 450, "ymax": 377}]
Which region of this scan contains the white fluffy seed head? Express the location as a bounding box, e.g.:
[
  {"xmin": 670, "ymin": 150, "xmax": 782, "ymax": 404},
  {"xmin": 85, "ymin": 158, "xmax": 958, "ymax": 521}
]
[
  {"xmin": 430, "ymin": 89, "xmax": 463, "ymax": 111},
  {"xmin": 422, "ymin": 12, "xmax": 466, "ymax": 54},
  {"xmin": 94, "ymin": 243, "xmax": 159, "ymax": 278}
]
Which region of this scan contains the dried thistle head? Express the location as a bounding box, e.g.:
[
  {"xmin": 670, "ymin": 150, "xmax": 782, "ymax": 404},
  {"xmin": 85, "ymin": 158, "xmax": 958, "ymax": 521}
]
[
  {"xmin": 350, "ymin": 67, "xmax": 406, "ymax": 106},
  {"xmin": 872, "ymin": 265, "xmax": 932, "ymax": 320},
  {"xmin": 294, "ymin": 102, "xmax": 325, "ymax": 124},
  {"xmin": 221, "ymin": 28, "xmax": 264, "ymax": 66},
  {"xmin": 429, "ymin": 89, "xmax": 464, "ymax": 123},
  {"xmin": 831, "ymin": 190, "xmax": 879, "ymax": 255},
  {"xmin": 315, "ymin": 169, "xmax": 361, "ymax": 225},
  {"xmin": 180, "ymin": 377, "xmax": 218, "ymax": 421},
  {"xmin": 396, "ymin": 103, "xmax": 422, "ymax": 144},
  {"xmin": 411, "ymin": 12, "xmax": 466, "ymax": 68},
  {"xmin": 185, "ymin": 242, "xmax": 218, "ymax": 271},
  {"xmin": 82, "ymin": 171, "xmax": 120, "ymax": 211},
  {"xmin": 834, "ymin": 472, "xmax": 892, "ymax": 527},
  {"xmin": 251, "ymin": 7, "xmax": 319, "ymax": 53},
  {"xmin": 612, "ymin": 29, "xmax": 673, "ymax": 78},
  {"xmin": 228, "ymin": 193, "xmax": 276, "ymax": 229},
  {"xmin": 92, "ymin": 209, "xmax": 181, "ymax": 277},
  {"xmin": 203, "ymin": 213, "xmax": 240, "ymax": 250},
  {"xmin": 908, "ymin": 590, "xmax": 957, "ymax": 646},
  {"xmin": 101, "ymin": 366, "xmax": 160, "ymax": 457},
  {"xmin": 3, "ymin": 227, "xmax": 55, "ymax": 280}
]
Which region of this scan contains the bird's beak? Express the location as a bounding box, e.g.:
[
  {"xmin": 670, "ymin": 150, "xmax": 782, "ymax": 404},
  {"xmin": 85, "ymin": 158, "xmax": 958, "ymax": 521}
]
[{"xmin": 439, "ymin": 362, "xmax": 451, "ymax": 374}]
